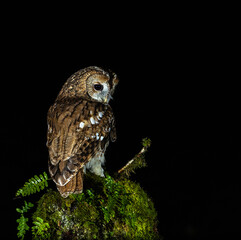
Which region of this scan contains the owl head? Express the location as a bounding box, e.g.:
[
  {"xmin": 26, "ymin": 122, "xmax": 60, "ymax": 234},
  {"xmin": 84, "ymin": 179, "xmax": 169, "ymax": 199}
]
[{"xmin": 57, "ymin": 66, "xmax": 119, "ymax": 104}]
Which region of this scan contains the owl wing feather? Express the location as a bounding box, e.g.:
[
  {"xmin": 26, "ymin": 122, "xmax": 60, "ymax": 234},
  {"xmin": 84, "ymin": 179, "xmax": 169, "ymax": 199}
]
[{"xmin": 47, "ymin": 99, "xmax": 115, "ymax": 187}]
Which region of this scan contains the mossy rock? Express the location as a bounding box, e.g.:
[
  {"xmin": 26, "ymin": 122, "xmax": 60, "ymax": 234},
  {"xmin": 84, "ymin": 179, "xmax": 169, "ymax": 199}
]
[{"xmin": 32, "ymin": 173, "xmax": 160, "ymax": 239}]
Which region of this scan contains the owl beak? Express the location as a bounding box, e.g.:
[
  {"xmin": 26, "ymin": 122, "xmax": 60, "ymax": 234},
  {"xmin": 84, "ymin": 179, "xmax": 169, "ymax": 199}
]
[{"xmin": 103, "ymin": 96, "xmax": 108, "ymax": 104}]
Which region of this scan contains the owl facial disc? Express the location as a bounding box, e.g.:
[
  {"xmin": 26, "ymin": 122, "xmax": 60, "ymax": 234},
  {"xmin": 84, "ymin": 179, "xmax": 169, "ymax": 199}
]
[{"xmin": 86, "ymin": 74, "xmax": 111, "ymax": 104}]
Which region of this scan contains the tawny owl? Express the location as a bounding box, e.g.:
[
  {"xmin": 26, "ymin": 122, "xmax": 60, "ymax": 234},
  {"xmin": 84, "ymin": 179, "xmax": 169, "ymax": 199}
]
[{"xmin": 47, "ymin": 66, "xmax": 119, "ymax": 198}]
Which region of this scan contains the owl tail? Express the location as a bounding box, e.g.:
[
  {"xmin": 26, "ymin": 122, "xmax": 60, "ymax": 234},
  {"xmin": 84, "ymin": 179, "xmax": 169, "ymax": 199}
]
[{"xmin": 57, "ymin": 169, "xmax": 83, "ymax": 198}]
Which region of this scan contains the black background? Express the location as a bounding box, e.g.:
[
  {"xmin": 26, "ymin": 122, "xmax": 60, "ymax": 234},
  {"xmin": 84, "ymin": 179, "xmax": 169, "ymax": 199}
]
[{"xmin": 2, "ymin": 6, "xmax": 240, "ymax": 240}]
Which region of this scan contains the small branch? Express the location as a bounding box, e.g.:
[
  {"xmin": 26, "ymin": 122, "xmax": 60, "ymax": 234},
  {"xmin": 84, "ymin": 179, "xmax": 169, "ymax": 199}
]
[
  {"xmin": 117, "ymin": 138, "xmax": 151, "ymax": 178},
  {"xmin": 117, "ymin": 146, "xmax": 146, "ymax": 175}
]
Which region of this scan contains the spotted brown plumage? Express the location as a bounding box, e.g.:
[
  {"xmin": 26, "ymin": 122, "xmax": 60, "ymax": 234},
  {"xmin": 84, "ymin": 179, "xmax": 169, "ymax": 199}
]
[{"xmin": 47, "ymin": 66, "xmax": 118, "ymax": 197}]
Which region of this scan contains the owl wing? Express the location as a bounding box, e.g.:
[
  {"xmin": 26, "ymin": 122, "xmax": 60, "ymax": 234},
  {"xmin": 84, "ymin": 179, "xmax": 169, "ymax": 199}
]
[{"xmin": 47, "ymin": 99, "xmax": 115, "ymax": 187}]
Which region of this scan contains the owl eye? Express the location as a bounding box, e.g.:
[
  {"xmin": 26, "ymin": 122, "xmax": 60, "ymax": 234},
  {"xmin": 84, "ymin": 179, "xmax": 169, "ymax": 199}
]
[{"xmin": 94, "ymin": 84, "xmax": 103, "ymax": 91}]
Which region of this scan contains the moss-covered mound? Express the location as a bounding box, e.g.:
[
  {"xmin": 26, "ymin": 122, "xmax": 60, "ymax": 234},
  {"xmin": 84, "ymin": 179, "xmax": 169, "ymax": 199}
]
[{"xmin": 32, "ymin": 173, "xmax": 159, "ymax": 239}]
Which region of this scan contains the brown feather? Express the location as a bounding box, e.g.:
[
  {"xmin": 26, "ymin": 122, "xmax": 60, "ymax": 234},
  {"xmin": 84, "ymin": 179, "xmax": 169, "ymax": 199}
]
[{"xmin": 57, "ymin": 169, "xmax": 83, "ymax": 198}]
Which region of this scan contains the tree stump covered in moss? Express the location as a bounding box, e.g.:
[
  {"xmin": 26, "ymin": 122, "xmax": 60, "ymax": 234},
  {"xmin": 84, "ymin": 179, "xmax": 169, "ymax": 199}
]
[
  {"xmin": 15, "ymin": 138, "xmax": 160, "ymax": 239},
  {"xmin": 33, "ymin": 173, "xmax": 159, "ymax": 239}
]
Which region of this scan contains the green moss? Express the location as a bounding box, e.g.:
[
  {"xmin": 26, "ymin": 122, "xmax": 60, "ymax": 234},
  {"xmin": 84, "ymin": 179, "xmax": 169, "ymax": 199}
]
[
  {"xmin": 32, "ymin": 173, "xmax": 160, "ymax": 239},
  {"xmin": 32, "ymin": 188, "xmax": 99, "ymax": 239}
]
